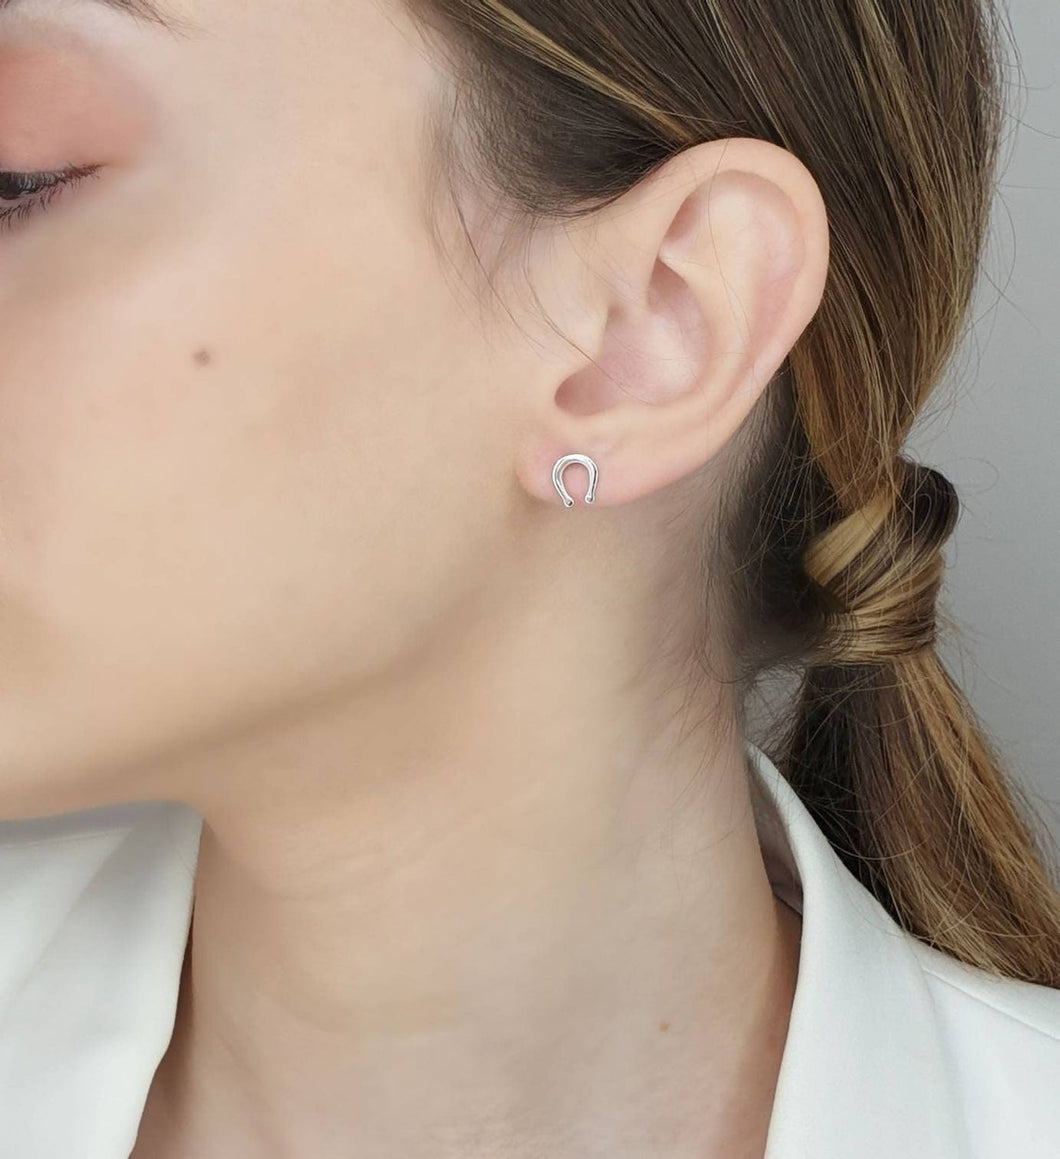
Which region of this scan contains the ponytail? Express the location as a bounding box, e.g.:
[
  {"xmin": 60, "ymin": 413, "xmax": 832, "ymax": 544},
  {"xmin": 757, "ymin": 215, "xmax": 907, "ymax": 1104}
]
[{"xmin": 777, "ymin": 650, "xmax": 1060, "ymax": 984}]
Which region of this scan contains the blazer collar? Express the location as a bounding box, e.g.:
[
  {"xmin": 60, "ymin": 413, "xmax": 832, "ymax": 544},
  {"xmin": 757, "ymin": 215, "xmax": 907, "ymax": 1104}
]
[
  {"xmin": 0, "ymin": 743, "xmax": 965, "ymax": 1157},
  {"xmin": 745, "ymin": 738, "xmax": 967, "ymax": 1157}
]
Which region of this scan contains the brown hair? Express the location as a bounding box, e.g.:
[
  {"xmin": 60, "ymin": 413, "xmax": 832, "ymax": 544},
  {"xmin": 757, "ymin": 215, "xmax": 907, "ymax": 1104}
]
[{"xmin": 399, "ymin": 0, "xmax": 1060, "ymax": 984}]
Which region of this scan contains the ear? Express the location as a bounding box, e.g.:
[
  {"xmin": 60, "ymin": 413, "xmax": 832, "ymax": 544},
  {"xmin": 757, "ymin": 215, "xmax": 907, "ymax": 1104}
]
[{"xmin": 513, "ymin": 137, "xmax": 830, "ymax": 508}]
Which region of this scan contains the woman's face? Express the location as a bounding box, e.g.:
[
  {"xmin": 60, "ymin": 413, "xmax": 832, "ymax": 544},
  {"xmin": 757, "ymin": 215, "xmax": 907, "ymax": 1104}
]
[{"xmin": 0, "ymin": 0, "xmax": 558, "ymax": 817}]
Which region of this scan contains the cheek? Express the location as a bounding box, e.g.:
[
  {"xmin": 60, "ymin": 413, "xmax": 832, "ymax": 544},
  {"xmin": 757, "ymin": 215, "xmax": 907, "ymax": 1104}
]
[
  {"xmin": 0, "ymin": 0, "xmax": 512, "ymax": 811},
  {"xmin": 0, "ymin": 0, "xmax": 522, "ymax": 817},
  {"xmin": 0, "ymin": 182, "xmax": 498, "ymax": 732}
]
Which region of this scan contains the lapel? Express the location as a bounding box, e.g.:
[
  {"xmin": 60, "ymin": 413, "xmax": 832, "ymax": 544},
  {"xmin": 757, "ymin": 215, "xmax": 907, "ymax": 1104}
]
[
  {"xmin": 745, "ymin": 739, "xmax": 968, "ymax": 1157},
  {"xmin": 0, "ymin": 799, "xmax": 201, "ymax": 1159}
]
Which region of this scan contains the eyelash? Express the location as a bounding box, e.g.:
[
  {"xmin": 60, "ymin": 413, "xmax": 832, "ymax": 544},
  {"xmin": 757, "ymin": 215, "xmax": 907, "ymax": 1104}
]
[{"xmin": 0, "ymin": 164, "xmax": 102, "ymax": 234}]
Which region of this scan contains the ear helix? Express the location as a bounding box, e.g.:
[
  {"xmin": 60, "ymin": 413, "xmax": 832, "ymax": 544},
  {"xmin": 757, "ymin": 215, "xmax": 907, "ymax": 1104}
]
[{"xmin": 551, "ymin": 453, "xmax": 599, "ymax": 508}]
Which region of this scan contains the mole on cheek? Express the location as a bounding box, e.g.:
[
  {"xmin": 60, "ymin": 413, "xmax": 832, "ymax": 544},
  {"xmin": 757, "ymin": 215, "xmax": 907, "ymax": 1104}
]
[{"xmin": 193, "ymin": 349, "xmax": 212, "ymax": 367}]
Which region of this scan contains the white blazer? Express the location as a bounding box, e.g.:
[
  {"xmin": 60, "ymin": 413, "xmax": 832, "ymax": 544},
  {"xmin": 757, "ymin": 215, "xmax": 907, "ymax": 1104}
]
[{"xmin": 0, "ymin": 740, "xmax": 1057, "ymax": 1158}]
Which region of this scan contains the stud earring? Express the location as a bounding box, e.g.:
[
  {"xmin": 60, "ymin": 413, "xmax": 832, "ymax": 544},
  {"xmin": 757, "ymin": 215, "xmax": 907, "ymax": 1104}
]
[{"xmin": 551, "ymin": 453, "xmax": 599, "ymax": 508}]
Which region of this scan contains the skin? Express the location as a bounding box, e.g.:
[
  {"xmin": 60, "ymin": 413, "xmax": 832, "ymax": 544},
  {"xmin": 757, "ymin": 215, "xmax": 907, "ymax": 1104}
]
[{"xmin": 0, "ymin": 0, "xmax": 829, "ymax": 1155}]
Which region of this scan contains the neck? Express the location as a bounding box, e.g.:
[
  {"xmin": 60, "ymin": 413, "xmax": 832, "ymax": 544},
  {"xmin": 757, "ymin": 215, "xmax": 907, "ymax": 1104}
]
[{"xmin": 133, "ymin": 548, "xmax": 802, "ymax": 1158}]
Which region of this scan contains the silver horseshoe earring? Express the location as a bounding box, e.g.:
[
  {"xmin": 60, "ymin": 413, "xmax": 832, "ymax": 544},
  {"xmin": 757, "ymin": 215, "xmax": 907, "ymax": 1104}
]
[{"xmin": 551, "ymin": 453, "xmax": 599, "ymax": 508}]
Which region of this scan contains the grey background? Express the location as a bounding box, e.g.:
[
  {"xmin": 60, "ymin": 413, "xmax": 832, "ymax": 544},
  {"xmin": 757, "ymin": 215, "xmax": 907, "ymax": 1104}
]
[{"xmin": 852, "ymin": 0, "xmax": 1058, "ymax": 850}]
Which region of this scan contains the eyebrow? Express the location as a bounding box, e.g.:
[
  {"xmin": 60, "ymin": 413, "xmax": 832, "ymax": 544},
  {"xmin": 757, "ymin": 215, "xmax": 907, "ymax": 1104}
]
[
  {"xmin": 0, "ymin": 0, "xmax": 182, "ymax": 31},
  {"xmin": 94, "ymin": 0, "xmax": 177, "ymax": 25},
  {"xmin": 98, "ymin": 0, "xmax": 172, "ymax": 21}
]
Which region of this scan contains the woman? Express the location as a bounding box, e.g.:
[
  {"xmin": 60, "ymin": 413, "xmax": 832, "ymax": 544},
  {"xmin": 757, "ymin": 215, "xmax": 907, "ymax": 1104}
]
[{"xmin": 0, "ymin": 0, "xmax": 1055, "ymax": 1155}]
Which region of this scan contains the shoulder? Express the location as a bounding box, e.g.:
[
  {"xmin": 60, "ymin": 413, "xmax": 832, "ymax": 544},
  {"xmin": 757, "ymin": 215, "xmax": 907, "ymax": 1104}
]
[
  {"xmin": 911, "ymin": 939, "xmax": 1060, "ymax": 1157},
  {"xmin": 912, "ymin": 937, "xmax": 1060, "ymax": 1041}
]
